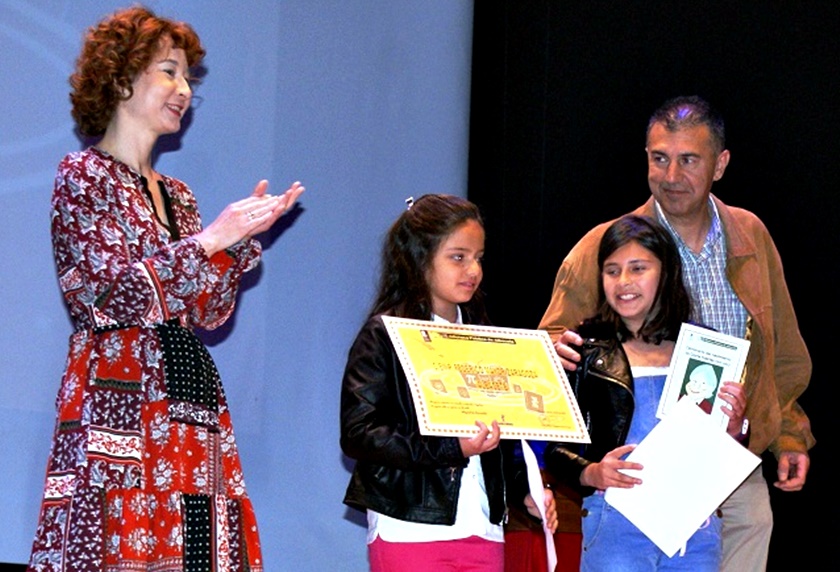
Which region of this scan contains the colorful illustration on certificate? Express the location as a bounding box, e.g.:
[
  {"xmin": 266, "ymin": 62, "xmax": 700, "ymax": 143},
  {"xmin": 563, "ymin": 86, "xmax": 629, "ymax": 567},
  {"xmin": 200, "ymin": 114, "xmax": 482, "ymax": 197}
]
[{"xmin": 382, "ymin": 316, "xmax": 590, "ymax": 443}]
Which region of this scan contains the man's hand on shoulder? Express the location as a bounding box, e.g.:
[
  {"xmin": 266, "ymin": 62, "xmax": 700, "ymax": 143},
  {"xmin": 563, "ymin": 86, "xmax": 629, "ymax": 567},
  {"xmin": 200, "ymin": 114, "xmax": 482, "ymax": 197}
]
[{"xmin": 553, "ymin": 329, "xmax": 583, "ymax": 371}]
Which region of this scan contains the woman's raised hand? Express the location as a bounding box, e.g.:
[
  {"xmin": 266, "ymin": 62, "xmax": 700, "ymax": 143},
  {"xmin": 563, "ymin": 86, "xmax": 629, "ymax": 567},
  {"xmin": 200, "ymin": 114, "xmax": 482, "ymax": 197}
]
[{"xmin": 197, "ymin": 180, "xmax": 305, "ymax": 257}]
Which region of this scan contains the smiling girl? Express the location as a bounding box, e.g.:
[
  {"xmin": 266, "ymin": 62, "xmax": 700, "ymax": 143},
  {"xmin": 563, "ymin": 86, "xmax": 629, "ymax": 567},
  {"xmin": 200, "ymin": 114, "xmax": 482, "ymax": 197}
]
[
  {"xmin": 544, "ymin": 215, "xmax": 747, "ymax": 571},
  {"xmin": 28, "ymin": 7, "xmax": 303, "ymax": 570},
  {"xmin": 340, "ymin": 194, "xmax": 555, "ymax": 571}
]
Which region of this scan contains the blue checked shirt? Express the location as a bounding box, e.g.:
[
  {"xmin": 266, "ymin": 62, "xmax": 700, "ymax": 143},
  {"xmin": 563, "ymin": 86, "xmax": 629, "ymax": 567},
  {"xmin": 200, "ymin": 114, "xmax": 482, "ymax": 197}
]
[{"xmin": 655, "ymin": 199, "xmax": 748, "ymax": 338}]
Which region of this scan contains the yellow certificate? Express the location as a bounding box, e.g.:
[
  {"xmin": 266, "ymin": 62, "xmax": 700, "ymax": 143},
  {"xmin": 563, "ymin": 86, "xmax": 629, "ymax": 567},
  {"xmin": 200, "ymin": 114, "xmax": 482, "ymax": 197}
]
[{"xmin": 382, "ymin": 316, "xmax": 590, "ymax": 443}]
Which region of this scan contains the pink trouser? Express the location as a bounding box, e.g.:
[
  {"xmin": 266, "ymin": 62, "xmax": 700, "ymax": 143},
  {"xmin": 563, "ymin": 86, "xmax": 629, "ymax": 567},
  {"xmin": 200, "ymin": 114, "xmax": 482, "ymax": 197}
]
[{"xmin": 369, "ymin": 535, "xmax": 504, "ymax": 572}]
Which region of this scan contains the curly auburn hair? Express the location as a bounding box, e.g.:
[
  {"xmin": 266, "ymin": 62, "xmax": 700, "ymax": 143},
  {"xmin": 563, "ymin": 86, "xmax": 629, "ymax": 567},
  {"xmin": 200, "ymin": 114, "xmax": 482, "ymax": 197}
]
[{"xmin": 70, "ymin": 5, "xmax": 205, "ymax": 136}]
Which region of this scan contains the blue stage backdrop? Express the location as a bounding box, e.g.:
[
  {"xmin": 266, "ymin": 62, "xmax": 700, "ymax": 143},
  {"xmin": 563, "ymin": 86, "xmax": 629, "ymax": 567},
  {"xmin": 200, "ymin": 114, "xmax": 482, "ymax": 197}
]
[{"xmin": 0, "ymin": 1, "xmax": 474, "ymax": 569}]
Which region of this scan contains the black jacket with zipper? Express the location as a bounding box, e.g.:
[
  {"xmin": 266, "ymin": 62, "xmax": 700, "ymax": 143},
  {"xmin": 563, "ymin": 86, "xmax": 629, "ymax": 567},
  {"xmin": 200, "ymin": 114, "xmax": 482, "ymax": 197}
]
[
  {"xmin": 544, "ymin": 320, "xmax": 635, "ymax": 498},
  {"xmin": 340, "ymin": 313, "xmax": 511, "ymax": 525}
]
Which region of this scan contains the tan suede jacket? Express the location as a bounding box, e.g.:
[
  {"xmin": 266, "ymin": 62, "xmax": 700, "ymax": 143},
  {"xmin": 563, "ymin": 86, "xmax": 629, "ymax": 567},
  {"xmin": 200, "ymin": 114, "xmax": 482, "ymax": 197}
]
[{"xmin": 539, "ymin": 195, "xmax": 814, "ymax": 457}]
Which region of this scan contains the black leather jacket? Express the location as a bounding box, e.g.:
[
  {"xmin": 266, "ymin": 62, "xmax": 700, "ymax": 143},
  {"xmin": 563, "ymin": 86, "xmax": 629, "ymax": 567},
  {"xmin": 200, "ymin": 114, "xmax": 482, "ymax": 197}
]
[
  {"xmin": 544, "ymin": 320, "xmax": 634, "ymax": 497},
  {"xmin": 340, "ymin": 314, "xmax": 510, "ymax": 525}
]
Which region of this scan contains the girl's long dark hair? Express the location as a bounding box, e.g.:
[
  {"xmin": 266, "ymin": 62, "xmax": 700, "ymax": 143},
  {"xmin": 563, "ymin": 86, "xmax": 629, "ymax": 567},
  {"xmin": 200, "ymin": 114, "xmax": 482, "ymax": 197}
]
[
  {"xmin": 593, "ymin": 215, "xmax": 691, "ymax": 343},
  {"xmin": 369, "ymin": 194, "xmax": 488, "ymax": 324}
]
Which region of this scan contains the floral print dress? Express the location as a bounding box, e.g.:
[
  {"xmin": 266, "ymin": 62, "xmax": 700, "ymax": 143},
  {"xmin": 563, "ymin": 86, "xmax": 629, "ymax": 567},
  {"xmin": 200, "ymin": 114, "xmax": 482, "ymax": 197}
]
[{"xmin": 28, "ymin": 147, "xmax": 264, "ymax": 572}]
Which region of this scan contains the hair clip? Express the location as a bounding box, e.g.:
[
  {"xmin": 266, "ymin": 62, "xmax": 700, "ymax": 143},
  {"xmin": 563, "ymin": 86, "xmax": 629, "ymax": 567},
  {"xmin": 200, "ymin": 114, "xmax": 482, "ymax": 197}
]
[{"xmin": 405, "ymin": 196, "xmax": 414, "ymax": 210}]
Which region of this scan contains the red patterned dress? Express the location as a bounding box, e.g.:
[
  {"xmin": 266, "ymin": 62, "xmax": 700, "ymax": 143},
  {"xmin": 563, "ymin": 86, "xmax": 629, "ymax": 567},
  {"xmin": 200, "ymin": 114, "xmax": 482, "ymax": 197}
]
[{"xmin": 28, "ymin": 147, "xmax": 264, "ymax": 572}]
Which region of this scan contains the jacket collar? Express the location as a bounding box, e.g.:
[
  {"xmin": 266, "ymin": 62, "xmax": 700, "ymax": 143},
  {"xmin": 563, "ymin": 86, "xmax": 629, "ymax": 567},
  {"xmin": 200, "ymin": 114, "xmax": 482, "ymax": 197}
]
[{"xmin": 637, "ymin": 194, "xmax": 757, "ymax": 261}]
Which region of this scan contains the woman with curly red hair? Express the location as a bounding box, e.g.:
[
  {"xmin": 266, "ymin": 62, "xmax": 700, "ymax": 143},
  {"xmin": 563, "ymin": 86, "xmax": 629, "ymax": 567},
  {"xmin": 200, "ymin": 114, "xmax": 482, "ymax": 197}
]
[{"xmin": 27, "ymin": 6, "xmax": 303, "ymax": 571}]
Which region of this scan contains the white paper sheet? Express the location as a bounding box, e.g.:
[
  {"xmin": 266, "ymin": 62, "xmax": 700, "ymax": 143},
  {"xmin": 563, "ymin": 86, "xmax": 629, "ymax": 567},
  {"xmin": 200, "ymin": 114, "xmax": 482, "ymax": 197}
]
[
  {"xmin": 604, "ymin": 398, "xmax": 760, "ymax": 557},
  {"xmin": 520, "ymin": 439, "xmax": 557, "ymax": 572}
]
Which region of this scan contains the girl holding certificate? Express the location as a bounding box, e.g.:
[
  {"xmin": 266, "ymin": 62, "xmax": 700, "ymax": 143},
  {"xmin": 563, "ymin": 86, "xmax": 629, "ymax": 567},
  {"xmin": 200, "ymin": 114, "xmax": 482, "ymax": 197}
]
[
  {"xmin": 340, "ymin": 194, "xmax": 556, "ymax": 572},
  {"xmin": 544, "ymin": 215, "xmax": 747, "ymax": 571}
]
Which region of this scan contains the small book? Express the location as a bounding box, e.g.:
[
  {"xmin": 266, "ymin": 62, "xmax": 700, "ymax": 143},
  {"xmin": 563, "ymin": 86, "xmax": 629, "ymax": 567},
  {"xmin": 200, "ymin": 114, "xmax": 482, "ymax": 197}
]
[{"xmin": 656, "ymin": 322, "xmax": 751, "ymax": 430}]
